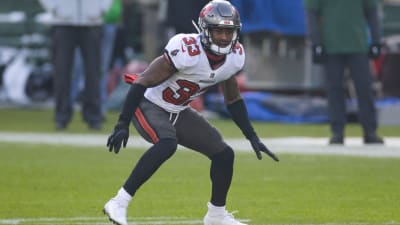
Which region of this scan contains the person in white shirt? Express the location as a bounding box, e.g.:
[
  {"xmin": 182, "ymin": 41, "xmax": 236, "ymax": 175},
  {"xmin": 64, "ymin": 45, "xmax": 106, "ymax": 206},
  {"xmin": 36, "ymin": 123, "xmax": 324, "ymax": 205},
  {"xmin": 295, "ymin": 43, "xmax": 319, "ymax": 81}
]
[
  {"xmin": 103, "ymin": 1, "xmax": 279, "ymax": 225},
  {"xmin": 39, "ymin": 0, "xmax": 112, "ymax": 130}
]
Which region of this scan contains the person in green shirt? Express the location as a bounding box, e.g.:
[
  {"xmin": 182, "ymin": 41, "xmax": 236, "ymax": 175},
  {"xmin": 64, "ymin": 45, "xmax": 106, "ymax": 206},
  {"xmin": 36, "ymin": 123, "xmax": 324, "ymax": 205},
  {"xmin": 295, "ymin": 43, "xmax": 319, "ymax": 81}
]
[{"xmin": 304, "ymin": 0, "xmax": 384, "ymax": 144}]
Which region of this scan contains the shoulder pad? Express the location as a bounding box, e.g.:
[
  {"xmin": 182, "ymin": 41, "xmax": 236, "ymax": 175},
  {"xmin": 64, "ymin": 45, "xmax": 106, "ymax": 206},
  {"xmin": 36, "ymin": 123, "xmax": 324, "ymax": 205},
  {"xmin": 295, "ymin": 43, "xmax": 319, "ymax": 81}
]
[
  {"xmin": 231, "ymin": 42, "xmax": 245, "ymax": 69},
  {"xmin": 165, "ymin": 34, "xmax": 201, "ymax": 70}
]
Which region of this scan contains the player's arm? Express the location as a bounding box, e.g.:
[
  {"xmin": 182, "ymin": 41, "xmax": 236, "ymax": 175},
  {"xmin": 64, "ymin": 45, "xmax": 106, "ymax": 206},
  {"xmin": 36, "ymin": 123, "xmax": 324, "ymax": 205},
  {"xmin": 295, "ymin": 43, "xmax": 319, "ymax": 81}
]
[
  {"xmin": 118, "ymin": 54, "xmax": 176, "ymax": 122},
  {"xmin": 220, "ymin": 75, "xmax": 255, "ymax": 140},
  {"xmin": 221, "ymin": 75, "xmax": 279, "ymax": 161},
  {"xmin": 220, "ymin": 74, "xmax": 242, "ymax": 105},
  {"xmin": 135, "ymin": 54, "xmax": 177, "ymax": 87},
  {"xmin": 107, "ymin": 54, "xmax": 176, "ymax": 153}
]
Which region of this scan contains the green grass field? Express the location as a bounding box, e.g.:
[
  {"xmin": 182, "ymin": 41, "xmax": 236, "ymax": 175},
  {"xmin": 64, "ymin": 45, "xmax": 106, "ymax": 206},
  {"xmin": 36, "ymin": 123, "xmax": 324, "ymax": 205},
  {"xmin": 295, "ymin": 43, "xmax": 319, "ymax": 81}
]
[
  {"xmin": 1, "ymin": 108, "xmax": 400, "ymax": 137},
  {"xmin": 0, "ymin": 108, "xmax": 400, "ymax": 225}
]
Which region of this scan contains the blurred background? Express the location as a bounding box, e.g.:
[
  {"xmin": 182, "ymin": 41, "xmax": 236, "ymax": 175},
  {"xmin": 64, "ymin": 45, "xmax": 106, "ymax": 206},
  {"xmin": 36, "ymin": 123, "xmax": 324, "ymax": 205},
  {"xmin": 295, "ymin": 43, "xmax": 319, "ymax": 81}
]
[{"xmin": 0, "ymin": 0, "xmax": 399, "ymax": 126}]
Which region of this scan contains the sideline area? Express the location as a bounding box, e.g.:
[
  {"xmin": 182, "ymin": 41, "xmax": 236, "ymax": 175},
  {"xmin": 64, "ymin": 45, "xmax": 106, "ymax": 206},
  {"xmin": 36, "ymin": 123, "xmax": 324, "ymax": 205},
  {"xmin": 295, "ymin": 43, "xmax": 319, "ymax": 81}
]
[{"xmin": 0, "ymin": 131, "xmax": 400, "ymax": 158}]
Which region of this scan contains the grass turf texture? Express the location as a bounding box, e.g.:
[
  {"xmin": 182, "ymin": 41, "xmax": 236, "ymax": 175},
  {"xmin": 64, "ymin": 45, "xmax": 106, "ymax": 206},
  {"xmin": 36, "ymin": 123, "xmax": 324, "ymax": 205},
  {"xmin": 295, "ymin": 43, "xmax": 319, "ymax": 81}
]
[
  {"xmin": 0, "ymin": 108, "xmax": 400, "ymax": 137},
  {"xmin": 0, "ymin": 108, "xmax": 400, "ymax": 225},
  {"xmin": 0, "ymin": 143, "xmax": 399, "ymax": 225}
]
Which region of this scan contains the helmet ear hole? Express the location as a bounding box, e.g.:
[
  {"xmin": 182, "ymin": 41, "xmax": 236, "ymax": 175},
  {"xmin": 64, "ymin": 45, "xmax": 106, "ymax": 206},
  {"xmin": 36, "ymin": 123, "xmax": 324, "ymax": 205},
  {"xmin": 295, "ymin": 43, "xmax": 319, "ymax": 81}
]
[{"xmin": 198, "ymin": 0, "xmax": 241, "ymax": 55}]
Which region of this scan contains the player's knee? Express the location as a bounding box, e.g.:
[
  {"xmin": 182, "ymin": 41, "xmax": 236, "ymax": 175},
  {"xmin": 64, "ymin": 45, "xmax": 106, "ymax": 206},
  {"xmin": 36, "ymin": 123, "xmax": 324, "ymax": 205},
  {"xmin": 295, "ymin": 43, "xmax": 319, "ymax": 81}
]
[
  {"xmin": 210, "ymin": 146, "xmax": 235, "ymax": 165},
  {"xmin": 156, "ymin": 138, "xmax": 178, "ymax": 157}
]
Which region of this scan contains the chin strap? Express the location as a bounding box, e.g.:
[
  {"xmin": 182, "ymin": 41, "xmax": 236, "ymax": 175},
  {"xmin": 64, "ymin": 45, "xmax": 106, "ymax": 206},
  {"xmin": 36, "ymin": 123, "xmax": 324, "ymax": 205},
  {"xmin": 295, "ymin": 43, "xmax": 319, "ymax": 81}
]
[{"xmin": 210, "ymin": 43, "xmax": 232, "ymax": 55}]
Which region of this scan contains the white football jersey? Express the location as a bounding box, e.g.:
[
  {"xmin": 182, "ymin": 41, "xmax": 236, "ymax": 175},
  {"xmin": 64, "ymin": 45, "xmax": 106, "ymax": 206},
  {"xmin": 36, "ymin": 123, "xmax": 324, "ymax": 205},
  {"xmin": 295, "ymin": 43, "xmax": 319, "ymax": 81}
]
[{"xmin": 144, "ymin": 33, "xmax": 245, "ymax": 113}]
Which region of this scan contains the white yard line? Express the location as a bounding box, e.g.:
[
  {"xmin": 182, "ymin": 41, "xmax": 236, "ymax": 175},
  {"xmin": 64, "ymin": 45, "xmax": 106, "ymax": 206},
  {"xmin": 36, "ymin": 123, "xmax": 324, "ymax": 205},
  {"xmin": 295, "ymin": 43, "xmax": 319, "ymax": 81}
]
[
  {"xmin": 0, "ymin": 132, "xmax": 399, "ymax": 158},
  {"xmin": 0, "ymin": 217, "xmax": 397, "ymax": 225},
  {"xmin": 0, "ymin": 217, "xmax": 204, "ymax": 225}
]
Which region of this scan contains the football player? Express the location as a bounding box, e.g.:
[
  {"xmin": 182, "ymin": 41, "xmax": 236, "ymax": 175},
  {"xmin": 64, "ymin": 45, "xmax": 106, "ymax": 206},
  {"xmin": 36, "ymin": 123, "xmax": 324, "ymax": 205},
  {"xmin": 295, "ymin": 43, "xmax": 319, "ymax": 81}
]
[{"xmin": 103, "ymin": 1, "xmax": 279, "ymax": 225}]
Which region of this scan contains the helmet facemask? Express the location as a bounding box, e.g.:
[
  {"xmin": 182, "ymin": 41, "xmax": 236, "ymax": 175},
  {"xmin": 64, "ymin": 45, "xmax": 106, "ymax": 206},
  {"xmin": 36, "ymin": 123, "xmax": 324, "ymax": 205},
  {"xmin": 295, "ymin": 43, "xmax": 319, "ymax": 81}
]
[
  {"xmin": 203, "ymin": 26, "xmax": 239, "ymax": 55},
  {"xmin": 198, "ymin": 0, "xmax": 241, "ymax": 55}
]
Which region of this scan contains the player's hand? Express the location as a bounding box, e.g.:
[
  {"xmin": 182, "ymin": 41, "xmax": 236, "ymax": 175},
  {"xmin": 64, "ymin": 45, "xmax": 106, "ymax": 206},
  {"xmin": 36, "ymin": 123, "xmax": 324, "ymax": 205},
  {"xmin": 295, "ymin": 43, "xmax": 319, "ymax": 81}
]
[
  {"xmin": 312, "ymin": 44, "xmax": 325, "ymax": 64},
  {"xmin": 106, "ymin": 122, "xmax": 129, "ymax": 154},
  {"xmin": 249, "ymin": 136, "xmax": 279, "ymax": 161},
  {"xmin": 368, "ymin": 43, "xmax": 381, "ymax": 59}
]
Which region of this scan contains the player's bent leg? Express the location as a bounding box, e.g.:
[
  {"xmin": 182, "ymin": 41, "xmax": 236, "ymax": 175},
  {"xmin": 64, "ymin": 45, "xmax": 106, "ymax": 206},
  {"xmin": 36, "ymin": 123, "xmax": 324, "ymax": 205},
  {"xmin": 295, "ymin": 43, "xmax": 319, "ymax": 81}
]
[
  {"xmin": 174, "ymin": 108, "xmax": 245, "ymax": 224},
  {"xmin": 123, "ymin": 138, "xmax": 178, "ymax": 196},
  {"xmin": 209, "ymin": 146, "xmax": 234, "ymax": 206},
  {"xmin": 203, "ymin": 147, "xmax": 247, "ymax": 225},
  {"xmin": 103, "ymin": 139, "xmax": 177, "ymax": 225}
]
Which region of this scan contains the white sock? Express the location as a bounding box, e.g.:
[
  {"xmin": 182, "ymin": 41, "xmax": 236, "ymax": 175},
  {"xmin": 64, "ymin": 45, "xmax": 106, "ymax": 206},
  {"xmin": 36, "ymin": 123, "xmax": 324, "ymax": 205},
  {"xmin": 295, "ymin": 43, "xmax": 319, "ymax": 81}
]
[
  {"xmin": 207, "ymin": 202, "xmax": 226, "ymax": 216},
  {"xmin": 114, "ymin": 187, "xmax": 132, "ymax": 208}
]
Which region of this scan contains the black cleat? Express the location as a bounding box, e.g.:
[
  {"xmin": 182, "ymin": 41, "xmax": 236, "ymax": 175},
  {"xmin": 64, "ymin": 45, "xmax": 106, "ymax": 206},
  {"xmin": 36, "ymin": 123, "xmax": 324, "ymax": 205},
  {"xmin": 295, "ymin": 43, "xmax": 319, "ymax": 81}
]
[
  {"xmin": 364, "ymin": 134, "xmax": 384, "ymax": 144},
  {"xmin": 55, "ymin": 122, "xmax": 67, "ymax": 130},
  {"xmin": 329, "ymin": 135, "xmax": 344, "ymax": 145}
]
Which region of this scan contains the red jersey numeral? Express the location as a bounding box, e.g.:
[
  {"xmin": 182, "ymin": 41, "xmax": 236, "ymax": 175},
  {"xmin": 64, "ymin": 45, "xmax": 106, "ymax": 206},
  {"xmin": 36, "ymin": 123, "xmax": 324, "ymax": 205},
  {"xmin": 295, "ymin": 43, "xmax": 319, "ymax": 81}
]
[
  {"xmin": 162, "ymin": 79, "xmax": 200, "ymax": 105},
  {"xmin": 233, "ymin": 43, "xmax": 243, "ymax": 55},
  {"xmin": 182, "ymin": 37, "xmax": 200, "ymax": 56}
]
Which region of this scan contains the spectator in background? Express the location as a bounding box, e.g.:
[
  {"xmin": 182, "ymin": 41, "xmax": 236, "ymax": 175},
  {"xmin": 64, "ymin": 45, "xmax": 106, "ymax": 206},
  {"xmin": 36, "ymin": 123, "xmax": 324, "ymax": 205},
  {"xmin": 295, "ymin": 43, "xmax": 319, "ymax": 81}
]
[
  {"xmin": 39, "ymin": 0, "xmax": 112, "ymax": 130},
  {"xmin": 304, "ymin": 0, "xmax": 384, "ymax": 145},
  {"xmin": 380, "ymin": 0, "xmax": 400, "ymax": 98},
  {"xmin": 71, "ymin": 0, "xmax": 123, "ymax": 114}
]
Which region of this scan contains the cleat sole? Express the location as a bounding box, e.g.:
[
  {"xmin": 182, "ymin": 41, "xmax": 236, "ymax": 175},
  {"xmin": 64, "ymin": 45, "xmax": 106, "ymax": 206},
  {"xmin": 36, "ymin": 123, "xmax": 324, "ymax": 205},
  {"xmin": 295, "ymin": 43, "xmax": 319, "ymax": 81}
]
[{"xmin": 102, "ymin": 208, "xmax": 123, "ymax": 225}]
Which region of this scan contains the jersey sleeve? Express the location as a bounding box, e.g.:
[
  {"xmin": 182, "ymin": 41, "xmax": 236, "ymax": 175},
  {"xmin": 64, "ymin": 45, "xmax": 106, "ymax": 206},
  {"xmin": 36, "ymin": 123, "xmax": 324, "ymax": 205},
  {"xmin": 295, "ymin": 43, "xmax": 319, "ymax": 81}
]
[
  {"xmin": 164, "ymin": 33, "xmax": 200, "ymax": 72},
  {"xmin": 232, "ymin": 42, "xmax": 246, "ymax": 74}
]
